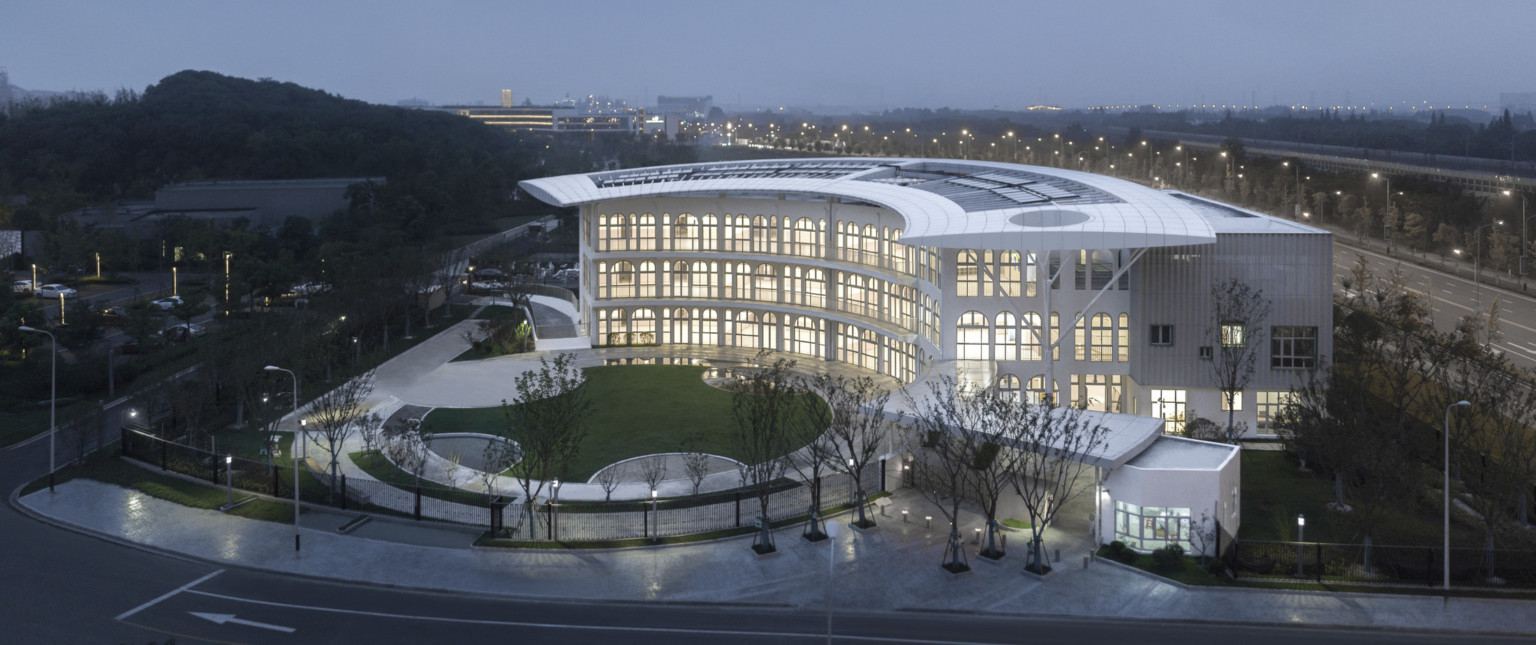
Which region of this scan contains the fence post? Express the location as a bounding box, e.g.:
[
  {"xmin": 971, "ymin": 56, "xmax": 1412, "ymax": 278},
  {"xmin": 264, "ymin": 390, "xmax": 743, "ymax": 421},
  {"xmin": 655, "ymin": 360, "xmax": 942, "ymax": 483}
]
[
  {"xmin": 546, "ymin": 504, "xmax": 553, "ymax": 541},
  {"xmin": 880, "ymin": 457, "xmax": 887, "ymax": 492},
  {"xmin": 340, "ymin": 474, "xmax": 347, "ymax": 510},
  {"xmin": 643, "ymin": 505, "xmax": 649, "ymax": 538},
  {"xmin": 1426, "ymin": 547, "xmax": 1434, "ymax": 587},
  {"xmin": 1215, "ymin": 520, "xmax": 1223, "ymax": 559},
  {"xmin": 160, "ymin": 438, "xmax": 168, "ymax": 470},
  {"xmin": 414, "ymin": 486, "xmax": 422, "ymax": 521},
  {"xmin": 1315, "ymin": 542, "xmax": 1323, "ymax": 583},
  {"xmin": 273, "ymin": 465, "xmax": 281, "ymax": 497},
  {"xmin": 735, "ymin": 491, "xmax": 741, "ymax": 528}
]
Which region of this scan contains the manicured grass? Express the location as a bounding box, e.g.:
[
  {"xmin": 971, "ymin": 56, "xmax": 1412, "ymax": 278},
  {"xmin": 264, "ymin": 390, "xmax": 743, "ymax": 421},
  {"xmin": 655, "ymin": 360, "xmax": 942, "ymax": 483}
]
[
  {"xmin": 0, "ymin": 406, "xmax": 67, "ymax": 450},
  {"xmin": 1096, "ymin": 546, "xmax": 1232, "ymax": 586},
  {"xmin": 1240, "ymin": 451, "xmax": 1489, "ymax": 547},
  {"xmin": 349, "ymin": 450, "xmax": 501, "ymax": 506},
  {"xmin": 421, "ymin": 365, "xmax": 824, "ymax": 481},
  {"xmin": 80, "ymin": 457, "xmax": 296, "ymax": 523}
]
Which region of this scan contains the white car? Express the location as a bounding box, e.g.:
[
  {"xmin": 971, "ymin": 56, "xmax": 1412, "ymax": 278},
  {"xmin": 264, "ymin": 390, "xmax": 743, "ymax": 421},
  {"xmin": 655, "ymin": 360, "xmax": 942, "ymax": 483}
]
[
  {"xmin": 150, "ymin": 296, "xmax": 183, "ymax": 310},
  {"xmin": 289, "ymin": 282, "xmax": 331, "ymax": 296},
  {"xmin": 12, "ymin": 280, "xmax": 32, "ymax": 295},
  {"xmin": 159, "ymin": 323, "xmax": 207, "ymax": 342},
  {"xmin": 36, "ymin": 284, "xmax": 78, "ymax": 299}
]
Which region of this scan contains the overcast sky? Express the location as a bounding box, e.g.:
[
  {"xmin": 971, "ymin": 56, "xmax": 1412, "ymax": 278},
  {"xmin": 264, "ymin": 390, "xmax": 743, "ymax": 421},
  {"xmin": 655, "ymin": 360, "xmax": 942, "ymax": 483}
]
[{"xmin": 4, "ymin": 0, "xmax": 1533, "ymax": 112}]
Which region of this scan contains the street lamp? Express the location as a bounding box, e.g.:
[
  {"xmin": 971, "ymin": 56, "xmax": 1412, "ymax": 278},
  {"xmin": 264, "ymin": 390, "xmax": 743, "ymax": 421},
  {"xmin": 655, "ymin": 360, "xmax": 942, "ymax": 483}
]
[
  {"xmin": 1372, "ymin": 173, "xmax": 1393, "ymax": 251},
  {"xmin": 1472, "ymin": 220, "xmax": 1506, "ymax": 302},
  {"xmin": 172, "ymin": 266, "xmax": 179, "ymax": 297},
  {"xmin": 223, "ymin": 251, "xmax": 233, "ymax": 316},
  {"xmin": 225, "ymin": 454, "xmax": 234, "ymax": 507},
  {"xmin": 825, "ymin": 519, "xmax": 841, "ymax": 645},
  {"xmin": 1295, "ymin": 514, "xmax": 1305, "ymax": 578},
  {"xmin": 1502, "ymin": 190, "xmax": 1532, "ymax": 280},
  {"xmin": 1445, "ymin": 400, "xmax": 1470, "ymax": 591},
  {"xmin": 95, "ymin": 252, "xmax": 101, "ymax": 278},
  {"xmin": 552, "ymin": 478, "xmax": 561, "ymax": 540},
  {"xmin": 17, "ymin": 326, "xmax": 57, "ymax": 489},
  {"xmin": 264, "ymin": 365, "xmax": 302, "ymax": 554}
]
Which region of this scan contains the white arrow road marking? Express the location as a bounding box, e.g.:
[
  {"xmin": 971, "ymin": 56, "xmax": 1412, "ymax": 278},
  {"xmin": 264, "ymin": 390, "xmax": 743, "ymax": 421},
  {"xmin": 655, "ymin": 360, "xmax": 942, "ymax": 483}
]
[
  {"xmin": 190, "ymin": 611, "xmax": 296, "ymax": 633},
  {"xmin": 115, "ymin": 569, "xmax": 225, "ymax": 620}
]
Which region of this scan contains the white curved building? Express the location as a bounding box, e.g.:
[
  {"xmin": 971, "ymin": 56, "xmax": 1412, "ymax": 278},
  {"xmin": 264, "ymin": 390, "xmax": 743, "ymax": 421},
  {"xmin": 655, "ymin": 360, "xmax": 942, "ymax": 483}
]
[{"xmin": 521, "ymin": 158, "xmax": 1331, "ymax": 439}]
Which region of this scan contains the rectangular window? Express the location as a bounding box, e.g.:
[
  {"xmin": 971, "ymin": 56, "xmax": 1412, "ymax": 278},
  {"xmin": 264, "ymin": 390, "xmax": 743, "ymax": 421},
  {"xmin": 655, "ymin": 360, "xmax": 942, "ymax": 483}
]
[
  {"xmin": 1256, "ymin": 391, "xmax": 1295, "ymax": 431},
  {"xmin": 1150, "ymin": 389, "xmax": 1187, "ymax": 434},
  {"xmin": 1220, "ymin": 323, "xmax": 1246, "ymax": 348},
  {"xmin": 1114, "ymin": 501, "xmax": 1192, "ymax": 553},
  {"xmin": 1149, "ymin": 324, "xmax": 1173, "ymax": 346},
  {"xmin": 1024, "ymin": 252, "xmax": 1038, "ymax": 297},
  {"xmin": 1198, "ymin": 346, "xmax": 1213, "ymax": 360},
  {"xmin": 1220, "ymin": 390, "xmax": 1243, "ymax": 412},
  {"xmin": 1271, "ymin": 325, "xmax": 1318, "ymax": 369}
]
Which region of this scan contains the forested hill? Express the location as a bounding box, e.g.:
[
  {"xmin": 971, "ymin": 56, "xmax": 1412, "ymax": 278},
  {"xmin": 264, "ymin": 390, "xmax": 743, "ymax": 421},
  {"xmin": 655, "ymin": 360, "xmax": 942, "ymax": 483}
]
[{"xmin": 0, "ymin": 70, "xmax": 534, "ymax": 221}]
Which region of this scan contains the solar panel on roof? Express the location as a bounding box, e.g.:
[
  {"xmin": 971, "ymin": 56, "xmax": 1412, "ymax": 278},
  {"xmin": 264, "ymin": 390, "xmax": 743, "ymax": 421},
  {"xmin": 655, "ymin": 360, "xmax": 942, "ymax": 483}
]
[
  {"xmin": 1030, "ymin": 184, "xmax": 1078, "ymax": 199},
  {"xmin": 949, "ymin": 177, "xmax": 1003, "ymax": 190},
  {"xmin": 973, "ymin": 172, "xmax": 1034, "ymax": 186},
  {"xmin": 992, "ymin": 188, "xmax": 1048, "ymax": 204}
]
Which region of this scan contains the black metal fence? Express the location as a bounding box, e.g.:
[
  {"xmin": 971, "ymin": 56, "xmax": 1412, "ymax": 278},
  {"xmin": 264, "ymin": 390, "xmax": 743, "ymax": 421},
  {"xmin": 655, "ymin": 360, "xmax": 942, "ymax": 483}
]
[{"xmin": 1225, "ymin": 539, "xmax": 1536, "ymax": 588}]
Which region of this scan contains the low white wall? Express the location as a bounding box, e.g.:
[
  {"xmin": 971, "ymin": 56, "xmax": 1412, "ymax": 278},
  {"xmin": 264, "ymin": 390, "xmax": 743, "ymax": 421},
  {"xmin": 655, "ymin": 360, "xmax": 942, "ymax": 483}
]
[{"xmin": 1098, "ymin": 441, "xmax": 1241, "ymax": 556}]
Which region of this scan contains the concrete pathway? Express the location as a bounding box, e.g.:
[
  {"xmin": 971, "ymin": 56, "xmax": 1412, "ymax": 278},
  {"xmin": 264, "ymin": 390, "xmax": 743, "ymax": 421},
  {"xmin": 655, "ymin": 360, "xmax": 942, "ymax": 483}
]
[{"xmin": 21, "ymin": 482, "xmax": 1536, "ymax": 635}]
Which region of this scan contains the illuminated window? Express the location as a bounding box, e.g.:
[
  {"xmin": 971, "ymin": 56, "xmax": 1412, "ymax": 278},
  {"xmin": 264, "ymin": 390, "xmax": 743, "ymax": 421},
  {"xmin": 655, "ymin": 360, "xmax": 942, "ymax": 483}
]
[
  {"xmin": 731, "ymin": 310, "xmax": 759, "ymax": 348},
  {"xmin": 753, "ymin": 265, "xmax": 778, "ymax": 302},
  {"xmin": 1090, "ymin": 313, "xmax": 1113, "ymax": 362},
  {"xmin": 637, "ymin": 261, "xmax": 656, "ymax": 297},
  {"xmin": 631, "ymin": 308, "xmax": 657, "ymax": 344},
  {"xmin": 1256, "ymin": 391, "xmax": 1295, "ymax": 431},
  {"xmin": 789, "ymin": 316, "xmax": 823, "ymax": 357},
  {"xmin": 1020, "ymin": 313, "xmax": 1042, "ymax": 361},
  {"xmin": 697, "ymin": 309, "xmax": 719, "ymax": 346},
  {"xmin": 1220, "ymin": 323, "xmax": 1246, "ymax": 348},
  {"xmin": 690, "ymin": 261, "xmax": 714, "ymax": 299},
  {"xmin": 666, "ymin": 261, "xmax": 690, "ymax": 298},
  {"xmin": 1118, "ymin": 313, "xmax": 1130, "ymax": 362},
  {"xmin": 994, "ymin": 312, "xmax": 1018, "ymax": 361},
  {"xmin": 1220, "ymin": 390, "xmax": 1243, "ymax": 412},
  {"xmin": 1150, "ymin": 389, "xmax": 1187, "ymax": 434},
  {"xmin": 635, "ymin": 214, "xmax": 656, "ymax": 250},
  {"xmin": 672, "ymin": 214, "xmax": 699, "ymax": 251},
  {"xmin": 957, "ymin": 311, "xmax": 989, "ymax": 360},
  {"xmin": 751, "ymin": 216, "xmax": 777, "ymax": 254},
  {"xmin": 610, "ymin": 261, "xmax": 635, "ymax": 298},
  {"xmin": 998, "ymin": 374, "xmax": 1021, "ymax": 401},
  {"xmin": 792, "ymin": 218, "xmax": 820, "ymax": 257},
  {"xmin": 998, "ymin": 251, "xmax": 1021, "ymax": 297}
]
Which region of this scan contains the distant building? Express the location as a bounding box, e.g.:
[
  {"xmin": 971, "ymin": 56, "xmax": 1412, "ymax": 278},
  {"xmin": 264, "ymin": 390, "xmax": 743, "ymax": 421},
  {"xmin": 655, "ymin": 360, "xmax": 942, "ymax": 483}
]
[
  {"xmin": 655, "ymin": 95, "xmax": 712, "ymax": 119},
  {"xmin": 501, "ymin": 89, "xmax": 514, "ymax": 108},
  {"xmin": 63, "ymin": 178, "xmax": 381, "ymax": 233},
  {"xmin": 436, "ymin": 93, "xmax": 643, "ymax": 134}
]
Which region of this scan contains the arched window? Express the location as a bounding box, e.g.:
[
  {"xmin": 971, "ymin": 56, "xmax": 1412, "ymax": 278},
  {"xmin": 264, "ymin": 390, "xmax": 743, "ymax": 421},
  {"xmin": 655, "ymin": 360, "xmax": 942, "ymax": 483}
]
[
  {"xmin": 726, "ymin": 263, "xmax": 751, "ymax": 300},
  {"xmin": 666, "ymin": 261, "xmax": 690, "ymax": 298},
  {"xmin": 752, "ymin": 215, "xmax": 776, "ymax": 254},
  {"xmin": 598, "ymin": 214, "xmax": 628, "ymax": 251},
  {"xmin": 790, "ymin": 316, "xmax": 823, "ymax": 357},
  {"xmin": 998, "ymin": 374, "xmax": 1021, "ymax": 401},
  {"xmin": 994, "ymin": 312, "xmax": 1018, "ymax": 361},
  {"xmin": 700, "ymin": 214, "xmax": 718, "ymax": 250},
  {"xmin": 672, "ymin": 214, "xmax": 699, "ymax": 251},
  {"xmin": 841, "ymin": 274, "xmax": 868, "ymax": 317},
  {"xmin": 1020, "ymin": 312, "xmax": 1042, "ymax": 361},
  {"xmin": 638, "ymin": 261, "xmax": 657, "ymax": 297},
  {"xmin": 599, "ymin": 309, "xmax": 630, "ymax": 345},
  {"xmin": 667, "ymin": 307, "xmax": 692, "ymax": 345},
  {"xmin": 793, "ymin": 218, "xmax": 820, "ymax": 257},
  {"xmin": 1118, "ymin": 313, "xmax": 1130, "ymax": 362},
  {"xmin": 957, "ymin": 311, "xmax": 989, "ymax": 360},
  {"xmin": 725, "ymin": 215, "xmax": 752, "ymax": 251},
  {"xmin": 1027, "ymin": 375, "xmax": 1057, "ymax": 405},
  {"xmin": 610, "ymin": 261, "xmax": 635, "ymax": 298},
  {"xmin": 803, "ymin": 268, "xmax": 826, "ymax": 308},
  {"xmin": 837, "ymin": 324, "xmax": 878, "ymax": 370},
  {"xmin": 632, "ymin": 308, "xmax": 657, "ymax": 344},
  {"xmin": 635, "ymin": 214, "xmax": 657, "ymax": 251},
  {"xmin": 698, "ymin": 309, "xmax": 719, "ymax": 346},
  {"xmin": 690, "ymin": 261, "xmax": 714, "ymax": 298},
  {"xmin": 732, "ymin": 310, "xmax": 759, "ymax": 348},
  {"xmin": 760, "ymin": 312, "xmax": 779, "ymax": 350},
  {"xmin": 861, "ymin": 224, "xmax": 880, "ymax": 266},
  {"xmin": 754, "ymin": 264, "xmax": 777, "ymax": 303},
  {"xmin": 596, "ymin": 261, "xmax": 609, "ymax": 299},
  {"xmin": 998, "ymin": 251, "xmax": 1021, "ymax": 297},
  {"xmin": 1091, "ymin": 313, "xmax": 1114, "ymax": 362}
]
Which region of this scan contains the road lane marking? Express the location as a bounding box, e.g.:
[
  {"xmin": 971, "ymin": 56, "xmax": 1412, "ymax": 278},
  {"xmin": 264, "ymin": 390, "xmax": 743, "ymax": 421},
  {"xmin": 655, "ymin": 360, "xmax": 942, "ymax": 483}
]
[
  {"xmin": 115, "ymin": 569, "xmax": 225, "ymax": 620},
  {"xmin": 191, "ymin": 612, "xmax": 296, "ymax": 633},
  {"xmin": 180, "ymin": 589, "xmax": 1025, "ymax": 644}
]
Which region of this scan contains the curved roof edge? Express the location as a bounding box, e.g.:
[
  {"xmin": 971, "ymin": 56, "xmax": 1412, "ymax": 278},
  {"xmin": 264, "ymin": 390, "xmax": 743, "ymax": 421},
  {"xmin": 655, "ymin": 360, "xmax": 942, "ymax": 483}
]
[{"xmin": 519, "ymin": 158, "xmax": 1217, "ymax": 251}]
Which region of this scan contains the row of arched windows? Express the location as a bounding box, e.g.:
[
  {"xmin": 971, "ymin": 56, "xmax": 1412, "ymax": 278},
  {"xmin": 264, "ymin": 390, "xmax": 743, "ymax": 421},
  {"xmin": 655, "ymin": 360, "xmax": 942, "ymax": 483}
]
[
  {"xmin": 955, "ymin": 310, "xmax": 1130, "ymax": 363},
  {"xmin": 594, "ymin": 260, "xmax": 928, "ymax": 335},
  {"xmin": 595, "ymin": 213, "xmax": 940, "ymax": 282},
  {"xmin": 594, "ymin": 307, "xmax": 919, "ymax": 382}
]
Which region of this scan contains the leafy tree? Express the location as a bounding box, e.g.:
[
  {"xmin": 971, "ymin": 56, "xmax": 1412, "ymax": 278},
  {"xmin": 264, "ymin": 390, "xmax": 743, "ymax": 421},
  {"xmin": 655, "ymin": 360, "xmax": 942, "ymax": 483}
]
[
  {"xmin": 1204, "ymin": 278, "xmax": 1271, "ymax": 442},
  {"xmin": 732, "ymin": 354, "xmax": 802, "ymax": 554},
  {"xmin": 807, "ymin": 373, "xmax": 892, "ymax": 529},
  {"xmin": 501, "ymin": 353, "xmax": 592, "ymax": 538},
  {"xmin": 304, "ymin": 369, "xmax": 376, "ymax": 497}
]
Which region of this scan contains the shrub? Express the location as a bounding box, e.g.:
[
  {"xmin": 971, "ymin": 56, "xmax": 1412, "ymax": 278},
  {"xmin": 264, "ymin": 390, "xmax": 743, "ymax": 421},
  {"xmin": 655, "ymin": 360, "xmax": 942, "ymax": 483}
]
[
  {"xmin": 1151, "ymin": 544, "xmax": 1186, "ymax": 571},
  {"xmin": 1107, "ymin": 540, "xmax": 1139, "ymax": 564}
]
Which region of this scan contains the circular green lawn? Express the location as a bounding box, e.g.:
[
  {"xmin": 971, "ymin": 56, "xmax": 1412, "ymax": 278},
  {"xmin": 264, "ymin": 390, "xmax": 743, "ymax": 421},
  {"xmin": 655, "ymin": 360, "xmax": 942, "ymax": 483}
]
[{"xmin": 420, "ymin": 364, "xmax": 822, "ymax": 481}]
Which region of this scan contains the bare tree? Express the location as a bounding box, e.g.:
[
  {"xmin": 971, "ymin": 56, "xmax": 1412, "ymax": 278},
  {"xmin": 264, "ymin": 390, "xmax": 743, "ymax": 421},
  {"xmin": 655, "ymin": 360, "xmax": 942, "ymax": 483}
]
[
  {"xmin": 304, "ymin": 369, "xmax": 376, "ymax": 496},
  {"xmin": 903, "ymin": 375, "xmax": 991, "ymax": 573},
  {"xmin": 808, "ymin": 373, "xmax": 893, "ymax": 529},
  {"xmin": 354, "ymin": 411, "xmax": 385, "ymax": 453},
  {"xmin": 786, "ymin": 382, "xmax": 837, "ymax": 541},
  {"xmin": 1009, "ymin": 401, "xmax": 1111, "ymax": 575},
  {"xmin": 732, "ymin": 354, "xmax": 800, "ymax": 554},
  {"xmin": 1189, "ymin": 511, "xmax": 1219, "ymax": 565},
  {"xmin": 1445, "ymin": 349, "xmax": 1536, "ymax": 581},
  {"xmin": 479, "ymin": 435, "xmax": 518, "ymax": 502},
  {"xmin": 638, "ymin": 455, "xmax": 668, "ymax": 497},
  {"xmin": 680, "ymin": 435, "xmax": 712, "ymax": 496},
  {"xmin": 384, "ymin": 419, "xmax": 430, "ymax": 487},
  {"xmin": 595, "ymin": 463, "xmax": 624, "ymax": 502},
  {"xmin": 61, "ymin": 399, "xmax": 107, "ymax": 466},
  {"xmin": 1204, "ymin": 278, "xmax": 1271, "ymax": 442},
  {"xmin": 503, "ymin": 353, "xmax": 592, "ymax": 537}
]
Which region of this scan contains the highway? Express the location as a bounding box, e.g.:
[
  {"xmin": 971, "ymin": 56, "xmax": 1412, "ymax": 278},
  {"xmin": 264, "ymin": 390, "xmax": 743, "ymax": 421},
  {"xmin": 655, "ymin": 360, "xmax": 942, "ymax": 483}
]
[{"xmin": 1331, "ymin": 244, "xmax": 1536, "ymax": 372}]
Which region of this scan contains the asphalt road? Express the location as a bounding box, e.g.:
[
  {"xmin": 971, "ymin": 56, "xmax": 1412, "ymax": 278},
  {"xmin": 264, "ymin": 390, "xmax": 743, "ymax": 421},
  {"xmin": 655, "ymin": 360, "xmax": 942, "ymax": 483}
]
[
  {"xmin": 1332, "ymin": 243, "xmax": 1536, "ymax": 372},
  {"xmin": 4, "ymin": 439, "xmax": 1530, "ymax": 643}
]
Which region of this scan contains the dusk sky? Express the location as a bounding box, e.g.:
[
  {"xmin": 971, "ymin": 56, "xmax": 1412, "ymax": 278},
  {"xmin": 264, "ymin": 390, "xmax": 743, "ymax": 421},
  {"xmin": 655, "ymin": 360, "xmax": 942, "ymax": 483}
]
[{"xmin": 5, "ymin": 0, "xmax": 1534, "ymax": 112}]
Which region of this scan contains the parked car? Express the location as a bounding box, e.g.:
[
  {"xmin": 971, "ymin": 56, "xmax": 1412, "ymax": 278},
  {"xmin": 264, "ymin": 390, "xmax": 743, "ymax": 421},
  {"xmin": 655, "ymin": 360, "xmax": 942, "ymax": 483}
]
[
  {"xmin": 36, "ymin": 284, "xmax": 78, "ymax": 299},
  {"xmin": 150, "ymin": 296, "xmax": 183, "ymax": 310},
  {"xmin": 159, "ymin": 323, "xmax": 207, "ymax": 342},
  {"xmin": 12, "ymin": 280, "xmax": 33, "ymax": 295},
  {"xmin": 475, "ymin": 268, "xmax": 506, "ymax": 279},
  {"xmin": 289, "ymin": 282, "xmax": 331, "ymax": 296},
  {"xmin": 100, "ymin": 305, "xmax": 126, "ymax": 321}
]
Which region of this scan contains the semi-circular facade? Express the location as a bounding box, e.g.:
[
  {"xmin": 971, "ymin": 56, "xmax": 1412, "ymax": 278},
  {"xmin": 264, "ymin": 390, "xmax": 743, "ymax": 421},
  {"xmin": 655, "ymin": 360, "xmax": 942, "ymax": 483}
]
[{"xmin": 522, "ymin": 158, "xmax": 1332, "ymax": 438}]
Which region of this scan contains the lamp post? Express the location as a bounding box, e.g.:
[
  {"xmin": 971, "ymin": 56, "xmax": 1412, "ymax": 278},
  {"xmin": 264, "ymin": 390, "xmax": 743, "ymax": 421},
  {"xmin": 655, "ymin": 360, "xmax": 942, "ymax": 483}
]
[
  {"xmin": 1372, "ymin": 173, "xmax": 1393, "ymax": 252},
  {"xmin": 1502, "ymin": 190, "xmax": 1532, "ymax": 282},
  {"xmin": 1285, "ymin": 161, "xmax": 1302, "ymax": 218},
  {"xmin": 1295, "ymin": 514, "xmax": 1305, "ymax": 578},
  {"xmin": 31, "ymin": 263, "xmax": 38, "ymax": 291},
  {"xmin": 225, "ymin": 454, "xmax": 234, "ymax": 507},
  {"xmin": 223, "ymin": 251, "xmax": 233, "ymax": 316},
  {"xmin": 264, "ymin": 365, "xmax": 302, "ymax": 554},
  {"xmin": 1472, "ymin": 220, "xmax": 1506, "ymax": 304},
  {"xmin": 18, "ymin": 326, "xmax": 57, "ymax": 488},
  {"xmin": 552, "ymin": 478, "xmax": 561, "ymax": 541},
  {"xmin": 95, "ymin": 252, "xmax": 101, "ymax": 278},
  {"xmin": 1445, "ymin": 400, "xmax": 1470, "ymax": 591},
  {"xmin": 172, "ymin": 266, "xmax": 179, "ymax": 297}
]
